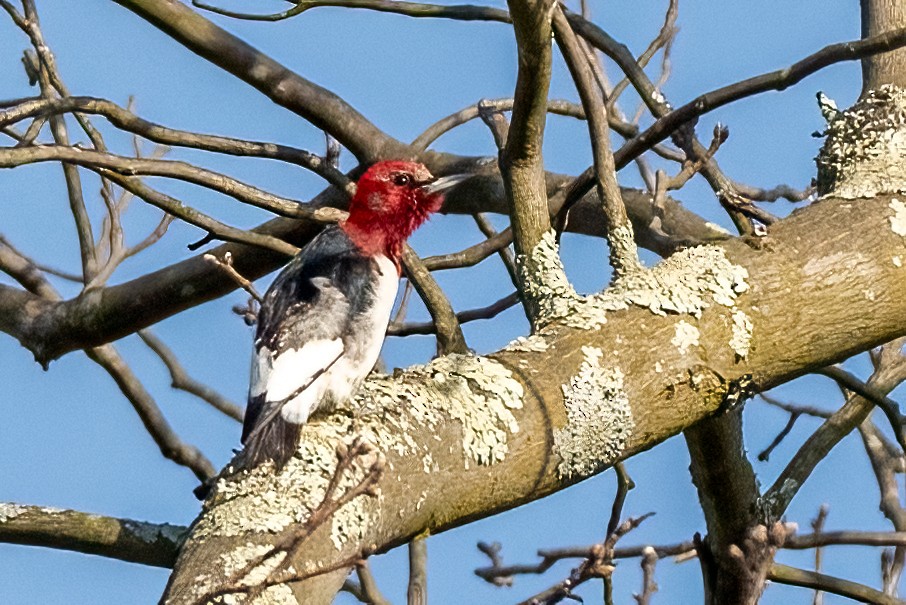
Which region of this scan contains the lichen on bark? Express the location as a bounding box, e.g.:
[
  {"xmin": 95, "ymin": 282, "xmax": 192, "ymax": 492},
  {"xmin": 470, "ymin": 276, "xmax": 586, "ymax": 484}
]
[
  {"xmin": 817, "ymin": 85, "xmax": 906, "ymax": 198},
  {"xmin": 199, "ymin": 353, "xmax": 525, "ymax": 556},
  {"xmin": 553, "ymin": 346, "xmax": 633, "ymax": 479}
]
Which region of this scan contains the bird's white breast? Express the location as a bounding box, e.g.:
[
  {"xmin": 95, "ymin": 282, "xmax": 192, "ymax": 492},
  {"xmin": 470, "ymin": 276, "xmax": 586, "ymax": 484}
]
[{"xmin": 277, "ymin": 254, "xmax": 399, "ymax": 423}]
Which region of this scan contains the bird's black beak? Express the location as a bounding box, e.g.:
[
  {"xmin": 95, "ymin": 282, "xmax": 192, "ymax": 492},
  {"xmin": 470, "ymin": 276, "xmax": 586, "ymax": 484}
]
[{"xmin": 421, "ymin": 173, "xmax": 470, "ymax": 195}]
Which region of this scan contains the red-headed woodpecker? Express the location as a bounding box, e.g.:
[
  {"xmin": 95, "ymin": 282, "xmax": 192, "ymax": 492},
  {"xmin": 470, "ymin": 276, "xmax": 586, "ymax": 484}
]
[{"xmin": 241, "ymin": 161, "xmax": 467, "ymax": 468}]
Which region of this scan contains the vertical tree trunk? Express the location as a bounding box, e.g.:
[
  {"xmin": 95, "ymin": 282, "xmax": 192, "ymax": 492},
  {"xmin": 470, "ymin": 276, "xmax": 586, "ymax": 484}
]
[{"xmin": 862, "ymin": 0, "xmax": 906, "ymax": 94}]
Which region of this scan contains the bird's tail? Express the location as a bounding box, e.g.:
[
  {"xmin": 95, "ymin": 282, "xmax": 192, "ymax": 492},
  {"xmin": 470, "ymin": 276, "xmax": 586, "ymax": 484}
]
[{"xmin": 242, "ymin": 414, "xmax": 302, "ymax": 470}]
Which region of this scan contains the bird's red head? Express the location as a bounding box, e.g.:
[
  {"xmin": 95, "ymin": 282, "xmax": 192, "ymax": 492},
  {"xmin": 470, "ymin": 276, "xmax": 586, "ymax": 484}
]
[{"xmin": 342, "ymin": 160, "xmax": 449, "ymax": 261}]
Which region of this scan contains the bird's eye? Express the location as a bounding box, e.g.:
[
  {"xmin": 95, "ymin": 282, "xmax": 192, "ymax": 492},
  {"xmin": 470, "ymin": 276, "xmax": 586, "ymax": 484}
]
[{"xmin": 393, "ymin": 174, "xmax": 412, "ymax": 186}]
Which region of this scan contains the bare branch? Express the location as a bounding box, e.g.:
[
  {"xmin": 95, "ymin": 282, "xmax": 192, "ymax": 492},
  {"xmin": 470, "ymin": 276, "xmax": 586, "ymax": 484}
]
[
  {"xmin": 816, "ymin": 365, "xmax": 906, "ymax": 454},
  {"xmin": 0, "ymin": 144, "xmax": 331, "ymax": 221},
  {"xmin": 473, "ymin": 213, "xmax": 518, "ymax": 286},
  {"xmin": 203, "ymin": 251, "xmax": 264, "ymax": 304},
  {"xmin": 769, "ymin": 563, "xmax": 906, "ymax": 605},
  {"xmin": 113, "ymin": 0, "xmax": 402, "ymax": 161},
  {"xmin": 421, "ymin": 225, "xmax": 513, "ymax": 272},
  {"xmin": 553, "ymin": 7, "xmax": 641, "ymax": 276},
  {"xmin": 608, "ymin": 0, "xmax": 678, "ymax": 111},
  {"xmin": 414, "ymin": 98, "xmax": 581, "ymax": 152},
  {"xmin": 633, "ymin": 546, "xmax": 659, "ymax": 605},
  {"xmin": 766, "ymin": 346, "xmax": 906, "ymax": 518},
  {"xmin": 194, "ymin": 0, "xmax": 510, "ymax": 23},
  {"xmin": 408, "ymin": 536, "xmax": 428, "ymax": 605},
  {"xmin": 387, "ymin": 291, "xmax": 519, "ymax": 337},
  {"xmin": 12, "ymin": 1, "xmax": 99, "ymax": 280},
  {"xmin": 607, "ymin": 463, "xmax": 634, "ymax": 538},
  {"xmin": 0, "ymin": 502, "xmax": 184, "ymax": 568},
  {"xmin": 612, "ymin": 24, "xmax": 906, "ymax": 170},
  {"xmin": 355, "ymin": 559, "xmax": 392, "ymax": 605},
  {"xmin": 401, "ymin": 245, "xmax": 468, "ymax": 355},
  {"xmin": 197, "ymin": 438, "xmax": 385, "ymax": 603},
  {"xmin": 103, "ymin": 171, "xmax": 299, "ymax": 257},
  {"xmin": 0, "ymin": 96, "xmax": 353, "ymax": 192}
]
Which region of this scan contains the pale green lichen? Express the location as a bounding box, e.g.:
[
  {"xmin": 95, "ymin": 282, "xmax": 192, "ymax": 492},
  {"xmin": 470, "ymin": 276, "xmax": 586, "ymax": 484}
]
[
  {"xmin": 0, "ymin": 503, "xmax": 26, "ymax": 523},
  {"xmin": 178, "ymin": 543, "xmax": 295, "ymax": 605},
  {"xmin": 553, "ymin": 347, "xmax": 633, "ymax": 479},
  {"xmin": 730, "ymin": 309, "xmax": 753, "ymax": 359},
  {"xmin": 504, "ymin": 334, "xmax": 550, "ymax": 352},
  {"xmin": 890, "ymin": 198, "xmax": 906, "ymax": 236},
  {"xmin": 608, "ymin": 224, "xmax": 644, "ymax": 276},
  {"xmin": 589, "ymin": 244, "xmax": 750, "ymax": 319},
  {"xmin": 515, "ymin": 230, "xmax": 582, "ymax": 326},
  {"xmin": 516, "ymin": 235, "xmax": 749, "ymax": 332},
  {"xmin": 671, "ymin": 320, "xmax": 700, "ymax": 354},
  {"xmin": 201, "ymin": 354, "xmax": 523, "ymax": 552},
  {"xmin": 816, "ymin": 86, "xmax": 906, "ymax": 199}
]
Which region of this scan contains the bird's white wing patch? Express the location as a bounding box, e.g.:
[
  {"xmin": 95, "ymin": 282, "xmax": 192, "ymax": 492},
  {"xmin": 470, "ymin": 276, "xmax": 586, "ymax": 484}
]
[{"xmin": 265, "ymin": 338, "xmax": 345, "ymax": 403}]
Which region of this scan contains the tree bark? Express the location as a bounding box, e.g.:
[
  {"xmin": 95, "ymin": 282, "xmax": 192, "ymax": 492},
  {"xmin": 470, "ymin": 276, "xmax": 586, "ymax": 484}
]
[
  {"xmin": 862, "ymin": 0, "xmax": 906, "ymax": 93},
  {"xmin": 161, "ymin": 190, "xmax": 906, "ymax": 604}
]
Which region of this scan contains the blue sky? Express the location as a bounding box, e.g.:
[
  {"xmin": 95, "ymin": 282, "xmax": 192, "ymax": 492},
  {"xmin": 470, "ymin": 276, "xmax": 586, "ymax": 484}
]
[{"xmin": 0, "ymin": 1, "xmax": 896, "ymax": 603}]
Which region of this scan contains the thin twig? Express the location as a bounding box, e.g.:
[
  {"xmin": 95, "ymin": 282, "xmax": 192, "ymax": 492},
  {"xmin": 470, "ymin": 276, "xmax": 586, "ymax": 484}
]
[
  {"xmin": 86, "ymin": 344, "xmax": 216, "ymax": 482},
  {"xmin": 758, "ymin": 411, "xmax": 801, "ymax": 462},
  {"xmin": 0, "ymin": 96, "xmax": 353, "ymax": 192},
  {"xmin": 633, "ymin": 547, "xmax": 658, "ymax": 605},
  {"xmin": 473, "ymin": 213, "xmax": 518, "ymax": 287},
  {"xmin": 0, "ymin": 233, "xmax": 214, "ymax": 480},
  {"xmin": 203, "ymin": 252, "xmax": 264, "ymax": 303},
  {"xmin": 811, "ymin": 504, "xmax": 829, "ymax": 605},
  {"xmin": 356, "ymin": 559, "xmax": 392, "ymax": 605},
  {"xmin": 607, "ymin": 462, "xmax": 634, "ymax": 538},
  {"xmin": 387, "ymin": 292, "xmax": 519, "ymax": 336},
  {"xmin": 105, "ymin": 172, "xmax": 299, "ymax": 257},
  {"xmin": 194, "ymin": 0, "xmax": 510, "ymax": 22},
  {"xmin": 0, "ymin": 144, "xmax": 334, "ymax": 221},
  {"xmin": 421, "ymin": 227, "xmax": 513, "ymax": 271},
  {"xmin": 608, "ymin": 0, "xmax": 678, "ymax": 110},
  {"xmin": 199, "ymin": 438, "xmax": 385, "ymax": 603},
  {"xmin": 610, "ymin": 24, "xmax": 906, "ymax": 171}
]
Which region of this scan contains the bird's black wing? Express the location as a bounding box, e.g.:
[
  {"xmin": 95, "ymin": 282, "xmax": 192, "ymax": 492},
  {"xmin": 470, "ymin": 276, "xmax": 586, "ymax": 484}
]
[{"xmin": 241, "ymin": 226, "xmax": 378, "ymax": 467}]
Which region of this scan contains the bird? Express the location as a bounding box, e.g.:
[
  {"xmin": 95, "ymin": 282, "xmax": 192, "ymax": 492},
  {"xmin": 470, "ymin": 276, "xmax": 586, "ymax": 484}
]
[{"xmin": 241, "ymin": 160, "xmax": 467, "ymax": 468}]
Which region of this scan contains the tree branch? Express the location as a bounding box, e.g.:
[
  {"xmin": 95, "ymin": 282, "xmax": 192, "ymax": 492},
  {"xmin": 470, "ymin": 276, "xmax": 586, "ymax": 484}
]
[
  {"xmin": 0, "ymin": 96, "xmax": 353, "ymax": 192},
  {"xmin": 401, "ymin": 245, "xmax": 468, "ymax": 355},
  {"xmin": 612, "ymin": 24, "xmax": 906, "ymax": 170},
  {"xmin": 553, "ymin": 7, "xmax": 641, "ymax": 276},
  {"xmin": 111, "ymin": 0, "xmax": 403, "ymax": 161},
  {"xmin": 160, "ymin": 194, "xmax": 906, "ymax": 604},
  {"xmin": 769, "ymin": 563, "xmax": 906, "ymax": 605},
  {"xmin": 138, "ymin": 330, "xmax": 244, "ymax": 422},
  {"xmin": 0, "ymin": 503, "xmax": 184, "ymax": 568}
]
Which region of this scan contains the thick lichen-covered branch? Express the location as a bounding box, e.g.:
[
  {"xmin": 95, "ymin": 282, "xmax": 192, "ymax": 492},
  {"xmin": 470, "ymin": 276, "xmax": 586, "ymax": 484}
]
[{"xmin": 163, "ymin": 193, "xmax": 906, "ymax": 604}]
